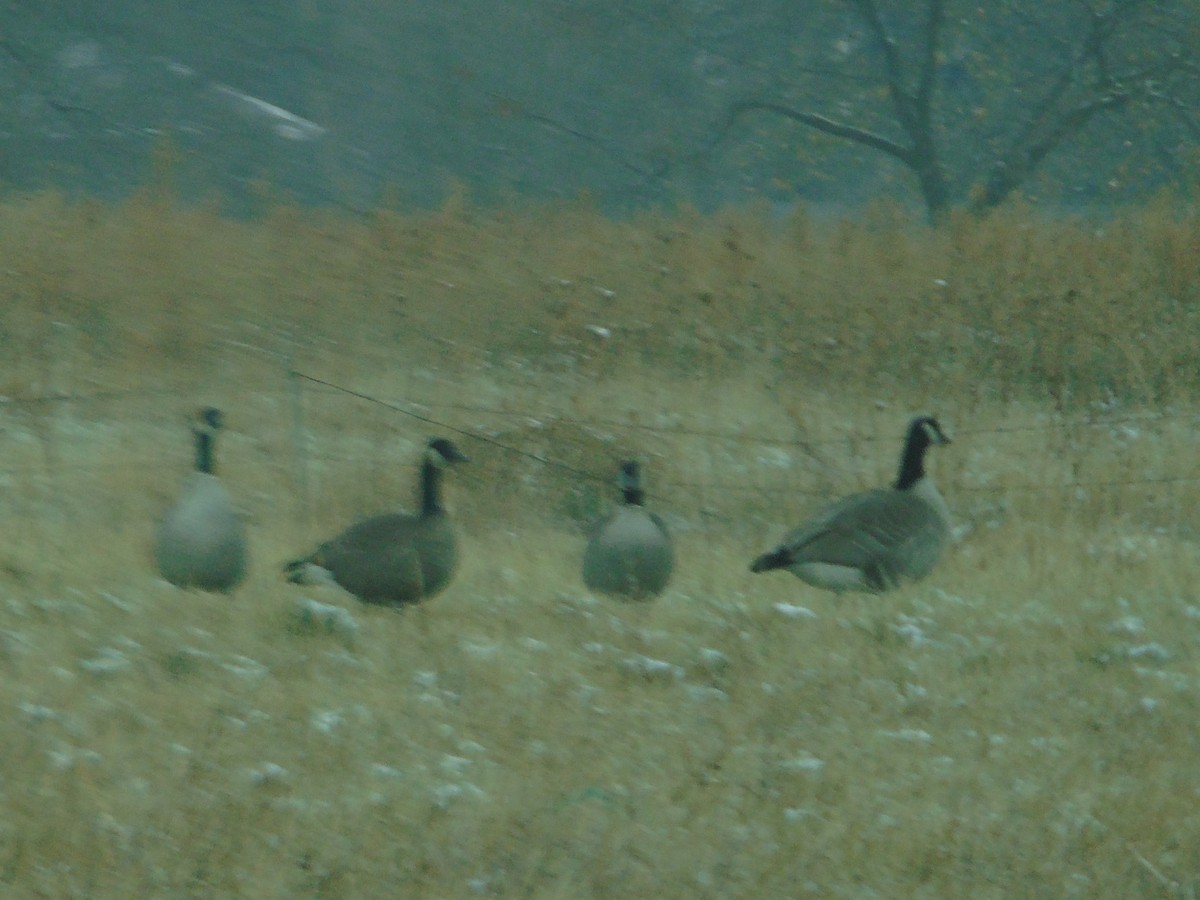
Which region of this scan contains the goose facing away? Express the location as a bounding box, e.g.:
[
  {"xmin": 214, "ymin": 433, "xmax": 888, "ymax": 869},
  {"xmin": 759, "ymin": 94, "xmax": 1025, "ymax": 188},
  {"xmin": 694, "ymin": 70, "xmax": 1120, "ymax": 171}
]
[
  {"xmin": 285, "ymin": 437, "xmax": 469, "ymax": 607},
  {"xmin": 582, "ymin": 460, "xmax": 674, "ymax": 599},
  {"xmin": 750, "ymin": 416, "xmax": 952, "ymax": 593},
  {"xmin": 155, "ymin": 407, "xmax": 248, "ymax": 593}
]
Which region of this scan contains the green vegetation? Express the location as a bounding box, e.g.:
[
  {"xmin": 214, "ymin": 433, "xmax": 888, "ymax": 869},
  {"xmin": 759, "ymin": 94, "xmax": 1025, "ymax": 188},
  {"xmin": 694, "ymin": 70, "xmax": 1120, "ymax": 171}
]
[{"xmin": 1, "ymin": 190, "xmax": 1199, "ymax": 896}]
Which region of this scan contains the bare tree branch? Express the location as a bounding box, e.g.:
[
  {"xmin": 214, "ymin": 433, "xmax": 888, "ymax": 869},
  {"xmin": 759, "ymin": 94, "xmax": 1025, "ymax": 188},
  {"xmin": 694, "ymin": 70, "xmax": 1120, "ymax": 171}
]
[
  {"xmin": 852, "ymin": 0, "xmax": 918, "ymax": 136},
  {"xmin": 914, "ymin": 0, "xmax": 945, "ymax": 130},
  {"xmin": 700, "ymin": 0, "xmax": 1196, "ymax": 220},
  {"xmin": 718, "ymin": 100, "xmax": 914, "ymax": 163},
  {"xmin": 975, "ymin": 1, "xmax": 1193, "ymax": 210},
  {"xmin": 829, "ymin": 1, "xmax": 955, "ymax": 217},
  {"xmin": 985, "ymin": 93, "xmax": 1132, "ymax": 204}
]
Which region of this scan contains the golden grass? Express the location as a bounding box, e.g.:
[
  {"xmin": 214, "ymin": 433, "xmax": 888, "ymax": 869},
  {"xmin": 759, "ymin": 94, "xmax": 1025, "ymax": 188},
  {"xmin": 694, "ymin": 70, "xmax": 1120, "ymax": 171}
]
[{"xmin": 1, "ymin": 189, "xmax": 1200, "ymax": 896}]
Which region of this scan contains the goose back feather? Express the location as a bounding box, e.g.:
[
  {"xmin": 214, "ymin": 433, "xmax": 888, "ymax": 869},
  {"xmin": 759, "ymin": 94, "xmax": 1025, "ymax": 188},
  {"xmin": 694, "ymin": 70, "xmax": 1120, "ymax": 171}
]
[
  {"xmin": 285, "ymin": 437, "xmax": 468, "ymax": 606},
  {"xmin": 750, "ymin": 416, "xmax": 952, "ymax": 593}
]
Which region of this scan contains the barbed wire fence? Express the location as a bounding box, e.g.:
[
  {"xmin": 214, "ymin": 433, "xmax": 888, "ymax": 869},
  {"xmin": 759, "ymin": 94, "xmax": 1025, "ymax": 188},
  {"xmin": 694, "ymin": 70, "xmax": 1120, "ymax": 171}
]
[{"xmin": 2, "ymin": 326, "xmax": 1199, "ymax": 544}]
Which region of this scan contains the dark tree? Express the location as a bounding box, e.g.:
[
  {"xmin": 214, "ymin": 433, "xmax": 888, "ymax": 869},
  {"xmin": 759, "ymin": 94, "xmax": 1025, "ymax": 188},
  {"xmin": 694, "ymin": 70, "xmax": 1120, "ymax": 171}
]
[{"xmin": 710, "ymin": 0, "xmax": 1200, "ymax": 221}]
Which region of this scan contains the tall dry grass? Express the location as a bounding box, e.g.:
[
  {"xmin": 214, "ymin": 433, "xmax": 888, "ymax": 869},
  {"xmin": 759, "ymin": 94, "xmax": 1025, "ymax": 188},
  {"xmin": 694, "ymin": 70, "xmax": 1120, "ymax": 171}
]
[{"xmin": 1, "ymin": 189, "xmax": 1199, "ymax": 897}]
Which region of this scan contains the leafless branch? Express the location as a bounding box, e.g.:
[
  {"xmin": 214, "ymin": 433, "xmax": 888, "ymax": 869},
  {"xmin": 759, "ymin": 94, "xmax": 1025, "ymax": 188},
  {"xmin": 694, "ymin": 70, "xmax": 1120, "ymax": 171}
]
[
  {"xmin": 975, "ymin": 0, "xmax": 1174, "ymax": 209},
  {"xmin": 700, "ymin": 0, "xmax": 1196, "ymax": 219},
  {"xmin": 717, "ymin": 100, "xmax": 914, "ymax": 164},
  {"xmin": 852, "ymin": 0, "xmax": 918, "ymax": 136},
  {"xmin": 915, "ymin": 0, "xmax": 945, "ymax": 128}
]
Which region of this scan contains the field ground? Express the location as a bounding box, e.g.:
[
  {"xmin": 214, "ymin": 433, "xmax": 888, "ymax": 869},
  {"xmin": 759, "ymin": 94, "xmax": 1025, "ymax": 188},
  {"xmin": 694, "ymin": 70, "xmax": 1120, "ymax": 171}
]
[{"xmin": 1, "ymin": 191, "xmax": 1200, "ymax": 896}]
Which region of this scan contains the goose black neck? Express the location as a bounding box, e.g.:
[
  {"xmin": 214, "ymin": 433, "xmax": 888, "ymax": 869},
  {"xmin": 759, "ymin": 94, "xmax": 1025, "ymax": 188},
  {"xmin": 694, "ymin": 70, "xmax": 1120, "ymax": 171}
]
[
  {"xmin": 420, "ymin": 458, "xmax": 444, "ymax": 515},
  {"xmin": 194, "ymin": 430, "xmax": 216, "ymax": 475},
  {"xmin": 893, "ymin": 431, "xmax": 927, "ymax": 491},
  {"xmin": 622, "ymin": 487, "xmax": 645, "ymax": 506}
]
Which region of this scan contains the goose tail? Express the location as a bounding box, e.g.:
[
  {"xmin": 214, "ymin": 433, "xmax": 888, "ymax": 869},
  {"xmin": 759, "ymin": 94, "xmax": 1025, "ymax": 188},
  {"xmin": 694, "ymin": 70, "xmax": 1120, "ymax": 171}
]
[
  {"xmin": 750, "ymin": 546, "xmax": 792, "ymax": 574},
  {"xmin": 284, "ymin": 556, "xmax": 332, "ymax": 585}
]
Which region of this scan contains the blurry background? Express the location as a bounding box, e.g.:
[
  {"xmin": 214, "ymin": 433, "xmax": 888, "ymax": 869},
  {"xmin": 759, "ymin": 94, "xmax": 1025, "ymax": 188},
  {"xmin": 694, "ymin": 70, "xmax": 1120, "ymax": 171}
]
[{"xmin": 3, "ymin": 1, "xmax": 1197, "ymax": 216}]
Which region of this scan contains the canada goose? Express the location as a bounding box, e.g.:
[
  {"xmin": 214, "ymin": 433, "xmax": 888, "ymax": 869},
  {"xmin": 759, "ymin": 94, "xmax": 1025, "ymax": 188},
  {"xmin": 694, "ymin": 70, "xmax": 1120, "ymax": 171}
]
[
  {"xmin": 155, "ymin": 407, "xmax": 248, "ymax": 593},
  {"xmin": 582, "ymin": 460, "xmax": 674, "ymax": 599},
  {"xmin": 750, "ymin": 416, "xmax": 952, "ymax": 593},
  {"xmin": 285, "ymin": 437, "xmax": 468, "ymax": 606}
]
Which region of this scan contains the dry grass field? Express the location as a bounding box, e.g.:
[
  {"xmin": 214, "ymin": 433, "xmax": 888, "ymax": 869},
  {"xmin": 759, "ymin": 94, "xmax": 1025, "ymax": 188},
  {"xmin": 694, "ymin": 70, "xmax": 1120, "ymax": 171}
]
[{"xmin": 2, "ymin": 186, "xmax": 1200, "ymax": 897}]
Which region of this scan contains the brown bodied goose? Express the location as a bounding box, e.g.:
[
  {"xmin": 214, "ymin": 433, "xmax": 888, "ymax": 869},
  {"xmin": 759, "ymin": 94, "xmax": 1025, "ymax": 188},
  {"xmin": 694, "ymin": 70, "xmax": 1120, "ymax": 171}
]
[
  {"xmin": 155, "ymin": 407, "xmax": 248, "ymax": 592},
  {"xmin": 750, "ymin": 416, "xmax": 952, "ymax": 593},
  {"xmin": 285, "ymin": 437, "xmax": 468, "ymax": 606},
  {"xmin": 582, "ymin": 460, "xmax": 674, "ymax": 599}
]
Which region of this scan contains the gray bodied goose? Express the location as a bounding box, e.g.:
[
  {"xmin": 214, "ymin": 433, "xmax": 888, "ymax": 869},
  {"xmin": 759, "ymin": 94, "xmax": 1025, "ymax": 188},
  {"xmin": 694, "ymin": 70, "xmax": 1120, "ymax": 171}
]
[
  {"xmin": 582, "ymin": 460, "xmax": 674, "ymax": 599},
  {"xmin": 155, "ymin": 407, "xmax": 248, "ymax": 593},
  {"xmin": 750, "ymin": 416, "xmax": 952, "ymax": 593},
  {"xmin": 285, "ymin": 437, "xmax": 468, "ymax": 606}
]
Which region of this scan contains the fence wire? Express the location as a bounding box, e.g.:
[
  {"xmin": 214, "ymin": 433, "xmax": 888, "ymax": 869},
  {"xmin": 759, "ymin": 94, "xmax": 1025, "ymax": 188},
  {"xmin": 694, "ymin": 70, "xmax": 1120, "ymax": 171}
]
[{"xmin": 2, "ymin": 371, "xmax": 1197, "ymax": 503}]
